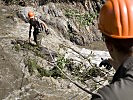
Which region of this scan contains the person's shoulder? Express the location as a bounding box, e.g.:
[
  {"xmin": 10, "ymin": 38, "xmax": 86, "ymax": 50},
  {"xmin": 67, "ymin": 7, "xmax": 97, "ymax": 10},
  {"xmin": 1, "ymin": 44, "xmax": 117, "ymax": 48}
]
[
  {"xmin": 99, "ymin": 85, "xmax": 114, "ymax": 99},
  {"xmin": 91, "ymin": 84, "xmax": 118, "ymax": 100},
  {"xmin": 93, "ymin": 77, "xmax": 133, "ymax": 100}
]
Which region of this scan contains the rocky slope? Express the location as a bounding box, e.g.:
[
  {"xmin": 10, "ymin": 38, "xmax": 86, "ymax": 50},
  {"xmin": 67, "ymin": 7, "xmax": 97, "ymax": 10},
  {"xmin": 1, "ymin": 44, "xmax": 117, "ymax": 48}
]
[
  {"xmin": 0, "ymin": 4, "xmax": 90, "ymax": 99},
  {"xmin": 0, "ymin": 1, "xmax": 112, "ymax": 100}
]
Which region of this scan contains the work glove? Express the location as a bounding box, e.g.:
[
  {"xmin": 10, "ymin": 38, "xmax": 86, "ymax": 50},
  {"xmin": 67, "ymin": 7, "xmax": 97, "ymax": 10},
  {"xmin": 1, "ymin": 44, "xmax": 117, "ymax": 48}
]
[{"xmin": 99, "ymin": 58, "xmax": 112, "ymax": 70}]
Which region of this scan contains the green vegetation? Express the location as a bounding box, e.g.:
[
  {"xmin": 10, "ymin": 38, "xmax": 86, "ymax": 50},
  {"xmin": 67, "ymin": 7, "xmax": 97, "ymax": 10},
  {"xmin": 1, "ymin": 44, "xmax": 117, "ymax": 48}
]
[
  {"xmin": 12, "ymin": 40, "xmax": 110, "ymax": 91},
  {"xmin": 12, "ymin": 40, "xmax": 112, "ymax": 92},
  {"xmin": 24, "ymin": 58, "xmax": 51, "ymax": 76},
  {"xmin": 25, "ymin": 58, "xmax": 40, "ymax": 75},
  {"xmin": 23, "ymin": 50, "xmax": 105, "ymax": 82},
  {"xmin": 12, "ymin": 40, "xmax": 45, "ymax": 58},
  {"xmin": 12, "ymin": 44, "xmax": 21, "ymax": 52},
  {"xmin": 65, "ymin": 9, "xmax": 98, "ymax": 26},
  {"xmin": 24, "ymin": 56, "xmax": 71, "ymax": 78}
]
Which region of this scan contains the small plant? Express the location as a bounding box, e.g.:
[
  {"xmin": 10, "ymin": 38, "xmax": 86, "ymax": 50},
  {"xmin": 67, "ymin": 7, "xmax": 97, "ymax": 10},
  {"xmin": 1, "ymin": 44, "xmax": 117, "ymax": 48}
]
[
  {"xmin": 24, "ymin": 58, "xmax": 52, "ymax": 76},
  {"xmin": 50, "ymin": 55, "xmax": 71, "ymax": 78},
  {"xmin": 37, "ymin": 67, "xmax": 52, "ymax": 77},
  {"xmin": 12, "ymin": 44, "xmax": 21, "ymax": 52},
  {"xmin": 65, "ymin": 9, "xmax": 79, "ymax": 18},
  {"xmin": 88, "ymin": 67, "xmax": 101, "ymax": 77},
  {"xmin": 25, "ymin": 58, "xmax": 40, "ymax": 75},
  {"xmin": 56, "ymin": 55, "xmax": 70, "ymax": 69},
  {"xmin": 12, "ymin": 40, "xmax": 45, "ymax": 58},
  {"xmin": 24, "ymin": 55, "xmax": 73, "ymax": 78}
]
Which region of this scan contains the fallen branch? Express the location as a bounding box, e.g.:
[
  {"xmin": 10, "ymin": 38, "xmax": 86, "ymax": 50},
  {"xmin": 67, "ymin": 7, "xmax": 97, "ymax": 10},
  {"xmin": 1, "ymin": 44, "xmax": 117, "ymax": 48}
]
[
  {"xmin": 61, "ymin": 44, "xmax": 113, "ymax": 79},
  {"xmin": 47, "ymin": 47, "xmax": 98, "ymax": 96}
]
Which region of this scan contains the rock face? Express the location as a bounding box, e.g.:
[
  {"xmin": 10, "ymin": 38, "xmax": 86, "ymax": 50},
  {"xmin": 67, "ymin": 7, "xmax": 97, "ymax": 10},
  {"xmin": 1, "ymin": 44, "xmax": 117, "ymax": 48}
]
[
  {"xmin": 0, "ymin": 1, "xmax": 108, "ymax": 99},
  {"xmin": 0, "ymin": 3, "xmax": 91, "ymax": 99},
  {"xmin": 0, "ymin": 45, "xmax": 26, "ymax": 99},
  {"xmin": 0, "ymin": 5, "xmax": 28, "ymax": 99},
  {"xmin": 17, "ymin": 2, "xmax": 102, "ymax": 46},
  {"xmin": 38, "ymin": 0, "xmax": 105, "ymax": 11}
]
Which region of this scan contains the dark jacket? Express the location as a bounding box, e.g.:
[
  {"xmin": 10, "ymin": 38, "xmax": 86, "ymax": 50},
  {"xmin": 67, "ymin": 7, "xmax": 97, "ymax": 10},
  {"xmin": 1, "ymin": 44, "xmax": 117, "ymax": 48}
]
[
  {"xmin": 91, "ymin": 56, "xmax": 133, "ymax": 100},
  {"xmin": 29, "ymin": 19, "xmax": 43, "ymax": 31}
]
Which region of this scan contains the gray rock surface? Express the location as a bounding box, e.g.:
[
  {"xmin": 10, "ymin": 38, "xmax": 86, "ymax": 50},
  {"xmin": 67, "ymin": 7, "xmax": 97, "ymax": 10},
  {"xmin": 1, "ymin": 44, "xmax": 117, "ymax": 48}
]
[
  {"xmin": 17, "ymin": 3, "xmax": 102, "ymax": 46},
  {"xmin": 0, "ymin": 6, "xmax": 28, "ymax": 99},
  {"xmin": 0, "ymin": 1, "xmax": 107, "ymax": 99},
  {"xmin": 0, "ymin": 4, "xmax": 91, "ymax": 99}
]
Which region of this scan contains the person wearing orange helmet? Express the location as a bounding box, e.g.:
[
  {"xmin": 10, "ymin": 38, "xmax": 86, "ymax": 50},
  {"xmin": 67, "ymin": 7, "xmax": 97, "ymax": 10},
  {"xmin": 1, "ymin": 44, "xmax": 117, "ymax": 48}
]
[
  {"xmin": 28, "ymin": 11, "xmax": 35, "ymax": 19},
  {"xmin": 91, "ymin": 0, "xmax": 133, "ymax": 100},
  {"xmin": 28, "ymin": 11, "xmax": 48, "ymax": 46}
]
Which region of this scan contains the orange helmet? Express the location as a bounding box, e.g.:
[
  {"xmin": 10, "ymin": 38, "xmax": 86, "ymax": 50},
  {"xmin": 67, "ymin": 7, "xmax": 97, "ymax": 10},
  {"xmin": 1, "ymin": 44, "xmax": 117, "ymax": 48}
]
[
  {"xmin": 28, "ymin": 11, "xmax": 35, "ymax": 19},
  {"xmin": 99, "ymin": 0, "xmax": 133, "ymax": 39}
]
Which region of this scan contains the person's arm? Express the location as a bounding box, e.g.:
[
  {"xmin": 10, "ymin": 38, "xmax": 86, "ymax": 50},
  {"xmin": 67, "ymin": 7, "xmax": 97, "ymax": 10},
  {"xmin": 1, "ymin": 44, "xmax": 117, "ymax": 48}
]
[
  {"xmin": 40, "ymin": 22, "xmax": 49, "ymax": 35},
  {"xmin": 29, "ymin": 24, "xmax": 32, "ymax": 43},
  {"xmin": 38, "ymin": 18, "xmax": 48, "ymax": 31},
  {"xmin": 42, "ymin": 22, "xmax": 48, "ymax": 30}
]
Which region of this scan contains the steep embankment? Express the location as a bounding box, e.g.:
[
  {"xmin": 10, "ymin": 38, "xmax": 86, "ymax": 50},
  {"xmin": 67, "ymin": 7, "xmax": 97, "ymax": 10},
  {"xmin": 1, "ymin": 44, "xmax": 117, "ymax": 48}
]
[
  {"xmin": 0, "ymin": 3, "xmax": 90, "ymax": 100},
  {"xmin": 0, "ymin": 1, "xmax": 112, "ymax": 100}
]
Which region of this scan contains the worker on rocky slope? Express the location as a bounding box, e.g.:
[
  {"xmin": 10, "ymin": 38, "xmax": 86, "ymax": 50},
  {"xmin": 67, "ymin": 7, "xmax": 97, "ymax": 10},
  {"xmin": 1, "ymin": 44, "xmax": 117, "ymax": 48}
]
[
  {"xmin": 28, "ymin": 11, "xmax": 48, "ymax": 46},
  {"xmin": 91, "ymin": 0, "xmax": 133, "ymax": 99}
]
